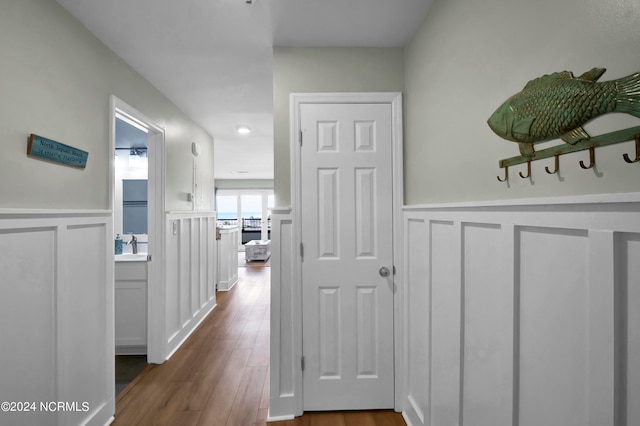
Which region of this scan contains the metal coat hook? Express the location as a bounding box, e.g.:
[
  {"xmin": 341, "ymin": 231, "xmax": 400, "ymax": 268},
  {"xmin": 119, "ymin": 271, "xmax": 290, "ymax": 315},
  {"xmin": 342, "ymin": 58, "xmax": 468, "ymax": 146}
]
[
  {"xmin": 497, "ymin": 166, "xmax": 509, "ymax": 182},
  {"xmin": 579, "ymin": 146, "xmax": 595, "ymax": 169},
  {"xmin": 623, "ymin": 135, "xmax": 640, "ymax": 163},
  {"xmin": 519, "ymin": 160, "xmax": 531, "ymax": 178},
  {"xmin": 545, "ymin": 154, "xmax": 560, "ymax": 174},
  {"xmin": 496, "ymin": 126, "xmax": 640, "ymax": 184}
]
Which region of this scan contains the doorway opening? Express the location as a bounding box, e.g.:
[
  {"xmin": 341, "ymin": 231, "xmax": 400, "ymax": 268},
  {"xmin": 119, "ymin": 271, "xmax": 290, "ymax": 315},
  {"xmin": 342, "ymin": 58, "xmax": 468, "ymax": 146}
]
[{"xmin": 110, "ymin": 96, "xmax": 166, "ymax": 396}]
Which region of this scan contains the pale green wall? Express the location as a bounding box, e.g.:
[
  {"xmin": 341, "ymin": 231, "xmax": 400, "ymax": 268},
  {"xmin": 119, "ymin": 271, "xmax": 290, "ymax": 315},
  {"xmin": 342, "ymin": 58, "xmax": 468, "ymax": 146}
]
[
  {"xmin": 0, "ymin": 0, "xmax": 214, "ymax": 211},
  {"xmin": 404, "ymin": 0, "xmax": 640, "ymax": 204},
  {"xmin": 273, "ymin": 47, "xmax": 405, "ymax": 207}
]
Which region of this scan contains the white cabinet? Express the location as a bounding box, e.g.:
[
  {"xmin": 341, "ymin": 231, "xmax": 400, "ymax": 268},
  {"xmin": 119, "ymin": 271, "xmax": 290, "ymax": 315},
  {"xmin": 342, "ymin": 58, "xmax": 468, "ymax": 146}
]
[
  {"xmin": 115, "ymin": 260, "xmax": 147, "ymax": 355},
  {"xmin": 217, "ymin": 225, "xmax": 239, "ymax": 291}
]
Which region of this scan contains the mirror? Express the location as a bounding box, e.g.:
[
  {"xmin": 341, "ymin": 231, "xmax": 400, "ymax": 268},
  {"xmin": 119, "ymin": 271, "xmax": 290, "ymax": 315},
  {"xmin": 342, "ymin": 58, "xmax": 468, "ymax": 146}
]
[{"xmin": 122, "ymin": 179, "xmax": 148, "ymax": 234}]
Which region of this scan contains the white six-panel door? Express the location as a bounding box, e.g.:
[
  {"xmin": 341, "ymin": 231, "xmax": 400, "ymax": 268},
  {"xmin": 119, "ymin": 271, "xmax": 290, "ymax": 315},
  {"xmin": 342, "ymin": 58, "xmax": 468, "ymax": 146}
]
[{"xmin": 300, "ymin": 102, "xmax": 395, "ymax": 410}]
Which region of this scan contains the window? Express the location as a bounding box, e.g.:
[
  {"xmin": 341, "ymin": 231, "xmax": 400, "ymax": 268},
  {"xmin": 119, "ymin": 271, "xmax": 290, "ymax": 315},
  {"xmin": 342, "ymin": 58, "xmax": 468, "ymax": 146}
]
[
  {"xmin": 217, "ymin": 195, "xmax": 238, "ymax": 224},
  {"xmin": 216, "ymin": 189, "xmax": 273, "ymax": 248},
  {"xmin": 241, "ymin": 195, "xmax": 262, "ymax": 220}
]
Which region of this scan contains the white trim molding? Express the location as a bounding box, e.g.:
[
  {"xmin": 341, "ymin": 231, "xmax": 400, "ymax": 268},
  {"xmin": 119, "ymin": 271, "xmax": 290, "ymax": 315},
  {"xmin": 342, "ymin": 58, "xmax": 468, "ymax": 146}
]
[{"xmin": 401, "ymin": 192, "xmax": 640, "ymax": 426}]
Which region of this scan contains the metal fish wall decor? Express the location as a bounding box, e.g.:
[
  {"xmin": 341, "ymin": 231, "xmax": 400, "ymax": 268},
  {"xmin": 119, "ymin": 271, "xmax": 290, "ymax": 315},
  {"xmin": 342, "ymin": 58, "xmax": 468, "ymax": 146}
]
[{"xmin": 488, "ymin": 67, "xmax": 640, "ymax": 156}]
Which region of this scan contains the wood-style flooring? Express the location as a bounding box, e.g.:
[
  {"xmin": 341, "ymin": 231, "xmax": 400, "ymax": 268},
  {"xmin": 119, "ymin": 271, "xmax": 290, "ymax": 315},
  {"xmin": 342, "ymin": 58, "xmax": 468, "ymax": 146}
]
[{"xmin": 113, "ymin": 262, "xmax": 405, "ymax": 425}]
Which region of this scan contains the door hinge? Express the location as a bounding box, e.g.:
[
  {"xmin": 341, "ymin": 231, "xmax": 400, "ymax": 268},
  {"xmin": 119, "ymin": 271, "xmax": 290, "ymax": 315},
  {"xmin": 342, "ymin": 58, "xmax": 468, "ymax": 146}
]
[
  {"xmin": 147, "ymin": 254, "xmax": 152, "ymax": 262},
  {"xmin": 299, "ymin": 129, "xmax": 303, "ymax": 146},
  {"xmin": 300, "ymin": 242, "xmax": 304, "ymax": 261},
  {"xmin": 301, "ymin": 355, "xmax": 305, "ymax": 371}
]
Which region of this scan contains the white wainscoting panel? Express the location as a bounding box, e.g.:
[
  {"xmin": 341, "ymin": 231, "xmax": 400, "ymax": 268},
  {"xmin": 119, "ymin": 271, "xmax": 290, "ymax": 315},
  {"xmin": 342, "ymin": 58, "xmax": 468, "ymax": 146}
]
[
  {"xmin": 0, "ymin": 211, "xmax": 113, "ymax": 426},
  {"xmin": 429, "ymin": 221, "xmax": 462, "ymax": 426},
  {"xmin": 617, "ymin": 233, "xmax": 640, "ymax": 426},
  {"xmin": 402, "ymin": 194, "xmax": 640, "ymax": 426},
  {"xmin": 462, "ymin": 223, "xmax": 505, "ymax": 426},
  {"xmin": 405, "ymin": 218, "xmax": 430, "ymax": 425},
  {"xmin": 269, "ymin": 208, "xmax": 300, "ymax": 420},
  {"xmin": 217, "ymin": 226, "xmax": 239, "ymax": 291},
  {"xmin": 165, "ymin": 212, "xmax": 217, "ymax": 359},
  {"xmin": 519, "ymin": 228, "xmax": 589, "ymax": 426}
]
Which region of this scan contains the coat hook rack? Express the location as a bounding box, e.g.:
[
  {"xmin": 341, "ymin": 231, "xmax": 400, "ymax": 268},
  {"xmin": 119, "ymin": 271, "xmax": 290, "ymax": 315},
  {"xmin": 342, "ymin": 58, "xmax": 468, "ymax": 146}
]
[{"xmin": 496, "ymin": 126, "xmax": 640, "ymax": 182}]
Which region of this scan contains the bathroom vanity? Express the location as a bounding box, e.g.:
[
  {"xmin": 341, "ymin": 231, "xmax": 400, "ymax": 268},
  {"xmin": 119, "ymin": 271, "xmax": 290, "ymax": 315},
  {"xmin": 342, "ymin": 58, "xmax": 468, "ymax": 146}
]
[{"xmin": 115, "ymin": 254, "xmax": 148, "ymax": 355}]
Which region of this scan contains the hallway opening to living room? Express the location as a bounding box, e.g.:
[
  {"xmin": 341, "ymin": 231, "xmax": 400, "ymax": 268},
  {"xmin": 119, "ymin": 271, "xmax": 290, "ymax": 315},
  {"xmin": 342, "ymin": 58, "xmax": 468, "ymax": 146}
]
[{"xmin": 113, "ymin": 258, "xmax": 271, "ymax": 424}]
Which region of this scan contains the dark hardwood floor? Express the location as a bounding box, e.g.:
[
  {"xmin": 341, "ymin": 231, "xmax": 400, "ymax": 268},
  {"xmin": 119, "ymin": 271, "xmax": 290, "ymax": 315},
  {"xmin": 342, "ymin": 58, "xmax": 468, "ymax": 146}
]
[{"xmin": 113, "ymin": 261, "xmax": 405, "ymax": 425}]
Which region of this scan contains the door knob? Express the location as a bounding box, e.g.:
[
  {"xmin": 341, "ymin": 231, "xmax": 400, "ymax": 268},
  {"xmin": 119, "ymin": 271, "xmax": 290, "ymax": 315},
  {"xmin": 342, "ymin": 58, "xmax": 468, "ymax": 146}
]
[{"xmin": 379, "ymin": 266, "xmax": 390, "ymax": 277}]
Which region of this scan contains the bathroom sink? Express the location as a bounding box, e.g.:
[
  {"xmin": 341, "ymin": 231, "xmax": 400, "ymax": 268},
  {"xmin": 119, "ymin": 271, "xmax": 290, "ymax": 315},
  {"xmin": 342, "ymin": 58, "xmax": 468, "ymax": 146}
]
[{"xmin": 115, "ymin": 253, "xmax": 148, "ymax": 262}]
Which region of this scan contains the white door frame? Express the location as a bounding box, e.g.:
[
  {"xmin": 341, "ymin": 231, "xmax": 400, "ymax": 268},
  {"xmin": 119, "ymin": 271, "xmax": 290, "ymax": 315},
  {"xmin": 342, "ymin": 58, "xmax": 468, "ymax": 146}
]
[
  {"xmin": 290, "ymin": 92, "xmax": 405, "ymax": 414},
  {"xmin": 110, "ymin": 96, "xmax": 166, "ymax": 364}
]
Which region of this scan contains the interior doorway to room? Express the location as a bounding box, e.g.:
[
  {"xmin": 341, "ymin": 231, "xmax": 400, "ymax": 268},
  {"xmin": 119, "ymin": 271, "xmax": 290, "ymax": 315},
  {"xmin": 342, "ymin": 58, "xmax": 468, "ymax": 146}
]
[{"xmin": 111, "ymin": 97, "xmax": 166, "ymax": 396}]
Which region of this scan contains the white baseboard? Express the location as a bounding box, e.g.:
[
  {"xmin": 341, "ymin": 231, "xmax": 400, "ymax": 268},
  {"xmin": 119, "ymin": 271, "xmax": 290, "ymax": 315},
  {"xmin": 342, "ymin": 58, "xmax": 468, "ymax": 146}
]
[{"xmin": 266, "ymin": 412, "xmax": 295, "ymax": 422}]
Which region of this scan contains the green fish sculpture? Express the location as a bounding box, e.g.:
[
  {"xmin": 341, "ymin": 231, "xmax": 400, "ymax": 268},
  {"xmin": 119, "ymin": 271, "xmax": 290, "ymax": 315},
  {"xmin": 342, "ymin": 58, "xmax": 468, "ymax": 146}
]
[{"xmin": 487, "ymin": 68, "xmax": 640, "ymax": 156}]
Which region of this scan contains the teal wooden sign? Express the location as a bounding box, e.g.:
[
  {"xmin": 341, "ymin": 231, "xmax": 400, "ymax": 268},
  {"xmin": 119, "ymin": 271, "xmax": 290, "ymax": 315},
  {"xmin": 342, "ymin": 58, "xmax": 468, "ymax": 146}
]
[{"xmin": 27, "ymin": 134, "xmax": 88, "ymax": 168}]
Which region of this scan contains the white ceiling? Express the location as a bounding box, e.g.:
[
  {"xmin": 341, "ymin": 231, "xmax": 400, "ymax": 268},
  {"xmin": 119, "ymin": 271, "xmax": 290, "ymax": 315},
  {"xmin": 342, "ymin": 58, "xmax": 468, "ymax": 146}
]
[{"xmin": 56, "ymin": 0, "xmax": 432, "ymax": 180}]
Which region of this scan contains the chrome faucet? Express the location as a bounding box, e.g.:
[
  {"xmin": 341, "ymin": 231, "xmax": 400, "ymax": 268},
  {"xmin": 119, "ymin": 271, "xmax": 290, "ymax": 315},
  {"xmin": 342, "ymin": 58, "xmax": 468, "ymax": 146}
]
[{"xmin": 127, "ymin": 234, "xmax": 138, "ymax": 254}]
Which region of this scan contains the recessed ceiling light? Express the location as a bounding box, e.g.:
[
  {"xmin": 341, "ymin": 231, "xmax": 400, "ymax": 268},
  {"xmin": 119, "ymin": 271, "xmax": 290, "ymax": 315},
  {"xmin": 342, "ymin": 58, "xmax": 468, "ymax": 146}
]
[{"xmin": 236, "ymin": 125, "xmax": 251, "ymax": 135}]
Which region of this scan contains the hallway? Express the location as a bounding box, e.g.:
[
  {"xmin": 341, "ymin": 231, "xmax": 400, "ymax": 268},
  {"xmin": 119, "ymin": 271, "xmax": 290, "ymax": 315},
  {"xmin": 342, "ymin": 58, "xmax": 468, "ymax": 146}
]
[
  {"xmin": 113, "ymin": 261, "xmax": 406, "ymax": 425},
  {"xmin": 113, "ymin": 263, "xmax": 271, "ymax": 425}
]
